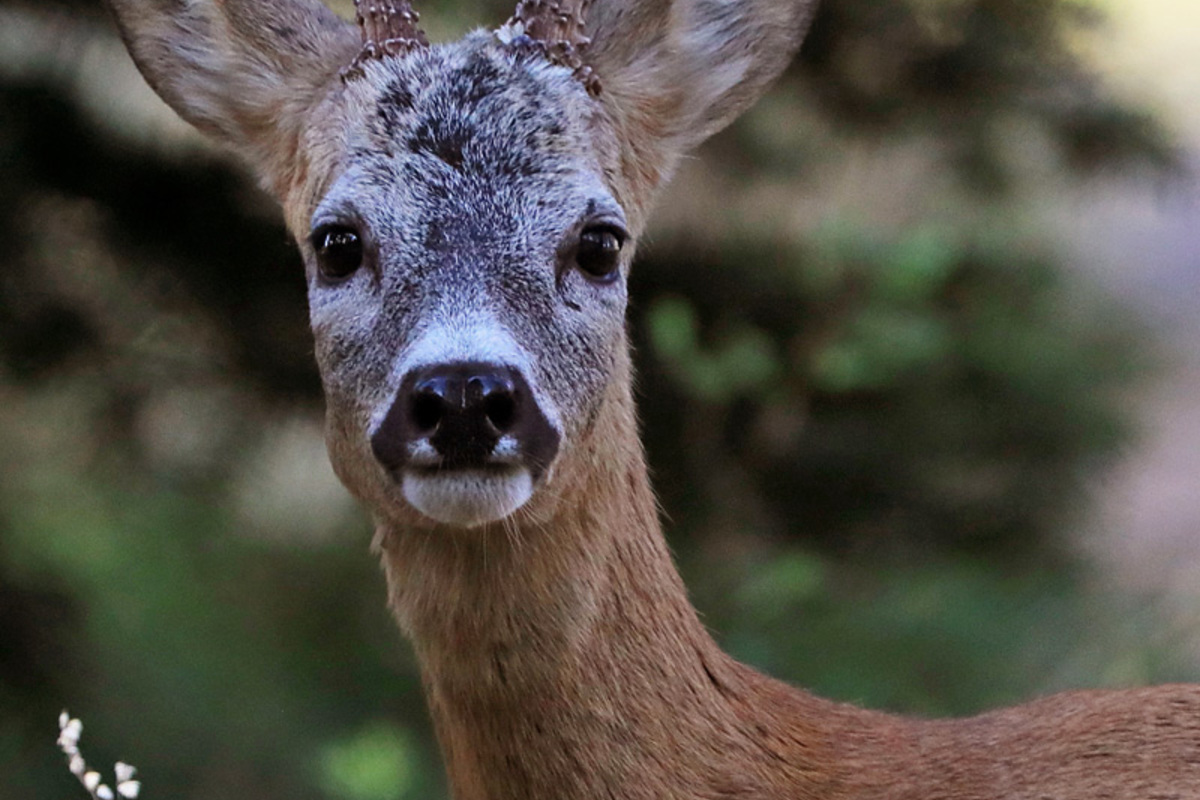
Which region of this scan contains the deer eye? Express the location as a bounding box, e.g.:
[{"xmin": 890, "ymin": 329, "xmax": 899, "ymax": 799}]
[
  {"xmin": 312, "ymin": 224, "xmax": 364, "ymax": 282},
  {"xmin": 575, "ymin": 226, "xmax": 625, "ymax": 283}
]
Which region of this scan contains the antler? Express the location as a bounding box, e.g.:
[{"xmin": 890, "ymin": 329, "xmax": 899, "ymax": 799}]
[
  {"xmin": 510, "ymin": 0, "xmax": 592, "ymax": 47},
  {"xmin": 344, "ymin": 0, "xmax": 428, "ymax": 79},
  {"xmin": 504, "ymin": 0, "xmax": 601, "ymax": 95}
]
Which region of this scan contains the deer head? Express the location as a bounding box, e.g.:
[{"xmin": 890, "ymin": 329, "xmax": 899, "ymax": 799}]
[{"xmin": 107, "ymin": 0, "xmax": 813, "ymax": 532}]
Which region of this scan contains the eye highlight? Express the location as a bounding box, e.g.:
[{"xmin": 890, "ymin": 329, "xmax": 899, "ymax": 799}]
[
  {"xmin": 574, "ymin": 226, "xmax": 625, "ymax": 283},
  {"xmin": 311, "ymin": 224, "xmax": 365, "ymax": 282}
]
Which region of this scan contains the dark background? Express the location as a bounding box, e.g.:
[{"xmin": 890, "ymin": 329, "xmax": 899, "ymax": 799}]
[{"xmin": 2, "ymin": 0, "xmax": 1198, "ymax": 797}]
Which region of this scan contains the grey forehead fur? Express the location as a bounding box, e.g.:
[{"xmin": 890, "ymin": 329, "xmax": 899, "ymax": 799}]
[{"xmin": 331, "ymin": 32, "xmax": 608, "ymax": 198}]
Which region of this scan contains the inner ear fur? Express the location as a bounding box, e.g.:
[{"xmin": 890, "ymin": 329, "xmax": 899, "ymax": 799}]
[
  {"xmin": 105, "ymin": 0, "xmax": 358, "ymax": 194},
  {"xmin": 586, "ymin": 0, "xmax": 817, "ymax": 195}
]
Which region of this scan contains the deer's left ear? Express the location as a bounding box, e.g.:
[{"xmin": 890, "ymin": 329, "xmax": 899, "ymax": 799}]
[
  {"xmin": 586, "ymin": 0, "xmax": 817, "ymax": 196},
  {"xmin": 106, "ymin": 0, "xmax": 358, "ymax": 193}
]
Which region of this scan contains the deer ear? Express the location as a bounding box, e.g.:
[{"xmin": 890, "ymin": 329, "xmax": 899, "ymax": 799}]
[
  {"xmin": 586, "ymin": 0, "xmax": 816, "ymax": 191},
  {"xmin": 106, "ymin": 0, "xmax": 358, "ymax": 192}
]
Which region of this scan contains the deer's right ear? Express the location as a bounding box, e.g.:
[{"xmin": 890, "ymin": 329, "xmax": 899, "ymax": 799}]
[
  {"xmin": 586, "ymin": 0, "xmax": 818, "ymax": 201},
  {"xmin": 106, "ymin": 0, "xmax": 358, "ymax": 192}
]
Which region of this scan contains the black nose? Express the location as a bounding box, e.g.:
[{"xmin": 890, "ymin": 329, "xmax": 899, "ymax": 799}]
[
  {"xmin": 371, "ymin": 362, "xmax": 559, "ymax": 475},
  {"xmin": 411, "ymin": 369, "xmax": 517, "ymax": 437}
]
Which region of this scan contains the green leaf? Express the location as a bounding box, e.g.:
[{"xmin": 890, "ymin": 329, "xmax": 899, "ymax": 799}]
[
  {"xmin": 736, "ymin": 551, "xmax": 826, "ymax": 622},
  {"xmin": 646, "ymin": 296, "xmax": 699, "ymax": 362},
  {"xmin": 319, "ymin": 723, "xmax": 418, "ymax": 800},
  {"xmin": 875, "ymin": 229, "xmax": 959, "ymax": 303}
]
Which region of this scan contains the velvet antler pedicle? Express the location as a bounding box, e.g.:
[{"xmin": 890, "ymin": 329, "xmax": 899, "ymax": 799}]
[{"xmin": 344, "ymin": 0, "xmax": 428, "ymax": 76}]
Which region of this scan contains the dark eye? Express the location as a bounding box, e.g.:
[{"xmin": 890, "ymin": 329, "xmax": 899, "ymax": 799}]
[
  {"xmin": 312, "ymin": 224, "xmax": 364, "ymax": 282},
  {"xmin": 575, "ymin": 226, "xmax": 624, "ymax": 282}
]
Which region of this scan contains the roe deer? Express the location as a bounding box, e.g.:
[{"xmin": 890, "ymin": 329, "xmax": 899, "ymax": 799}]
[{"xmin": 104, "ymin": 0, "xmax": 1200, "ymax": 797}]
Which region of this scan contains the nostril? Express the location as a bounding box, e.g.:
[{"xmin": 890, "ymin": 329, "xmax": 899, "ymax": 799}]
[
  {"xmin": 468, "ymin": 374, "xmax": 517, "ymax": 433},
  {"xmin": 484, "ymin": 392, "xmax": 517, "ymax": 432},
  {"xmin": 411, "ymin": 388, "xmax": 445, "ymax": 433}
]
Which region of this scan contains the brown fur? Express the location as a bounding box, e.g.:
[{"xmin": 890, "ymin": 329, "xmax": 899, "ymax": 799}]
[{"xmin": 102, "ymin": 0, "xmax": 1200, "ymax": 797}]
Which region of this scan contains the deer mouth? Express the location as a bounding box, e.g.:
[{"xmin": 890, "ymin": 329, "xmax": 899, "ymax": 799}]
[{"xmin": 400, "ymin": 463, "xmax": 535, "ymax": 528}]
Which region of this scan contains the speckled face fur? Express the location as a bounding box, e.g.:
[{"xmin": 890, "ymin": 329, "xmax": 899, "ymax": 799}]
[{"xmin": 307, "ymin": 35, "xmax": 630, "ymax": 528}]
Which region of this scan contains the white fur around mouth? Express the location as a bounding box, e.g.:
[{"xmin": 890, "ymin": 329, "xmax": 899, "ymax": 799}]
[{"xmin": 402, "ymin": 466, "xmax": 534, "ymax": 528}]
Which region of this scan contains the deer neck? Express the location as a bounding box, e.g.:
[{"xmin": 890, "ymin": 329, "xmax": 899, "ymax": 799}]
[{"xmin": 372, "ymin": 378, "xmax": 840, "ymax": 799}]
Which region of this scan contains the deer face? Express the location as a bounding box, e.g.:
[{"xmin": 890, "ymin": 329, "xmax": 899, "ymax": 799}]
[
  {"xmin": 107, "ymin": 0, "xmax": 811, "ymax": 530},
  {"xmin": 306, "ymin": 36, "xmax": 631, "ymax": 528}
]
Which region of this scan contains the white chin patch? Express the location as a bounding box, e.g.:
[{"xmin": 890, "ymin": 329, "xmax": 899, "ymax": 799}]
[{"xmin": 401, "ymin": 468, "xmax": 534, "ymax": 528}]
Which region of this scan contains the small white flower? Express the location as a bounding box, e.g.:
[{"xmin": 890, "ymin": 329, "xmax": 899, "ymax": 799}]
[
  {"xmin": 55, "ymin": 712, "xmax": 142, "ymax": 800},
  {"xmin": 60, "ymin": 719, "xmax": 82, "ymax": 747}
]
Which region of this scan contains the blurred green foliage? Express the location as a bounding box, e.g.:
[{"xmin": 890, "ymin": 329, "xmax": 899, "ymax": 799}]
[
  {"xmin": 0, "ymin": 0, "xmax": 1190, "ymax": 798},
  {"xmin": 635, "ymin": 222, "xmax": 1145, "ymax": 558},
  {"xmin": 320, "ymin": 723, "xmax": 421, "ymax": 800}
]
